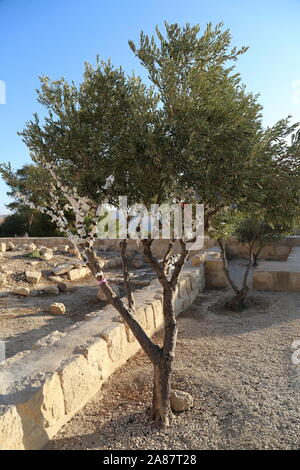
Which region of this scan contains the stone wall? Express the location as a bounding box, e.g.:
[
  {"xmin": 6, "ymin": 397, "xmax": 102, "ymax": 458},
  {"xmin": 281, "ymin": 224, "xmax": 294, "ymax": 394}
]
[
  {"xmin": 0, "ymin": 236, "xmax": 216, "ymax": 257},
  {"xmin": 224, "ymin": 236, "xmax": 298, "ymax": 261},
  {"xmin": 0, "ymin": 262, "xmax": 204, "ymax": 450}
]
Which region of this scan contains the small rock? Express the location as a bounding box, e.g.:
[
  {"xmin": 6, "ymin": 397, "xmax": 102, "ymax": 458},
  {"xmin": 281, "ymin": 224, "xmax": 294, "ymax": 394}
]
[
  {"xmin": 0, "ymin": 243, "xmax": 6, "ymax": 253},
  {"xmin": 43, "ymin": 286, "xmax": 59, "ymax": 295},
  {"xmin": 13, "ymin": 287, "xmax": 30, "ymax": 297},
  {"xmin": 170, "ymin": 390, "xmax": 193, "ymax": 412},
  {"xmin": 0, "ymin": 273, "xmax": 6, "ymax": 286},
  {"xmin": 27, "ymin": 243, "xmax": 37, "ymax": 252},
  {"xmin": 48, "ymin": 275, "xmax": 63, "ymax": 283},
  {"xmin": 52, "ymin": 264, "xmax": 73, "ymax": 276},
  {"xmin": 25, "ymin": 270, "xmax": 42, "ymax": 284},
  {"xmin": 68, "ymin": 267, "xmax": 90, "ymax": 281},
  {"xmin": 41, "ymin": 251, "xmax": 53, "ymax": 261},
  {"xmin": 49, "ymin": 303, "xmax": 66, "ymax": 315},
  {"xmin": 6, "ymin": 242, "xmax": 15, "ymax": 251}
]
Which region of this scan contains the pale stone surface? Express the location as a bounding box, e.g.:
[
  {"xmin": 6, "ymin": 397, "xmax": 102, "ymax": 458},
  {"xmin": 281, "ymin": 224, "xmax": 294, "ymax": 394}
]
[
  {"xmin": 191, "ymin": 253, "xmax": 205, "ymax": 266},
  {"xmin": 0, "ymin": 405, "xmax": 24, "ymax": 450},
  {"xmin": 52, "ymin": 264, "xmax": 73, "ymax": 275},
  {"xmin": 6, "ymin": 242, "xmax": 15, "ymax": 251},
  {"xmin": 50, "ymin": 303, "xmax": 66, "ymax": 315},
  {"xmin": 58, "ymin": 355, "xmax": 102, "ymax": 415},
  {"xmin": 13, "ymin": 287, "xmax": 31, "ymax": 296},
  {"xmin": 68, "ymin": 267, "xmax": 90, "ymax": 281},
  {"xmin": 27, "ymin": 243, "xmax": 37, "ymax": 252},
  {"xmin": 74, "ymin": 337, "xmax": 111, "ymax": 380},
  {"xmin": 32, "ymin": 330, "xmax": 66, "ymax": 349},
  {"xmin": 26, "ymin": 270, "xmax": 42, "ymax": 284},
  {"xmin": 170, "ymin": 389, "xmax": 193, "ymax": 412},
  {"xmin": 41, "ymin": 251, "xmax": 53, "ymax": 261},
  {"xmin": 252, "ymin": 271, "xmax": 274, "ymax": 290},
  {"xmin": 100, "ymin": 323, "xmax": 127, "ymax": 363},
  {"xmin": 48, "ymin": 275, "xmax": 63, "ymax": 283},
  {"xmin": 0, "ymin": 273, "xmax": 6, "ymax": 286},
  {"xmin": 0, "ymin": 243, "xmax": 6, "ymax": 253}
]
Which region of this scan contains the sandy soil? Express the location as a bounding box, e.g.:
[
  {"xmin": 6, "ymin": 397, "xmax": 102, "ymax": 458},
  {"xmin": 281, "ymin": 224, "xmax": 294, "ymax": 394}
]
[{"xmin": 47, "ymin": 261, "xmax": 300, "ymax": 450}]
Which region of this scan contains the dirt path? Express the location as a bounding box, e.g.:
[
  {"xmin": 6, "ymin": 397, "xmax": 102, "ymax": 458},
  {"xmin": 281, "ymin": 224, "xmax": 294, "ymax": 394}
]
[{"xmin": 47, "ymin": 272, "xmax": 300, "ymax": 450}]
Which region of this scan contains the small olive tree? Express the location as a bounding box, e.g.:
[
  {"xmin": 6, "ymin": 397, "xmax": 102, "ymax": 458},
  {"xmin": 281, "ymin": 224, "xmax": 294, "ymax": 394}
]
[{"xmin": 213, "ymin": 119, "xmax": 300, "ymax": 310}]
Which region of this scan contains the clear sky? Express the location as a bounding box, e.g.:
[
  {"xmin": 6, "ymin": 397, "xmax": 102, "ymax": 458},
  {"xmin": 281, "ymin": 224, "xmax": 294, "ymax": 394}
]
[{"xmin": 1, "ymin": 0, "xmax": 300, "ymax": 213}]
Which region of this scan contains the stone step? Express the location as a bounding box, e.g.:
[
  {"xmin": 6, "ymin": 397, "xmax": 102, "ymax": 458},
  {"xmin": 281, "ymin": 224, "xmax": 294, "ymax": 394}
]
[{"xmin": 253, "ymin": 247, "xmax": 300, "ymax": 291}]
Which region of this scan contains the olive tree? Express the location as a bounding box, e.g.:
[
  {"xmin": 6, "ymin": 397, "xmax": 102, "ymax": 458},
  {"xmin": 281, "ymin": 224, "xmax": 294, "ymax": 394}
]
[{"xmin": 2, "ymin": 22, "xmax": 273, "ymax": 427}]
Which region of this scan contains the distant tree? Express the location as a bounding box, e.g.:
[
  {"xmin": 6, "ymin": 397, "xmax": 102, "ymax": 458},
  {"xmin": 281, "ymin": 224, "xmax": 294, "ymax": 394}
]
[
  {"xmin": 236, "ymin": 219, "xmax": 289, "ymax": 267},
  {"xmin": 0, "ymin": 164, "xmax": 63, "ymax": 236},
  {"xmin": 213, "ymin": 119, "xmax": 300, "ymax": 310}
]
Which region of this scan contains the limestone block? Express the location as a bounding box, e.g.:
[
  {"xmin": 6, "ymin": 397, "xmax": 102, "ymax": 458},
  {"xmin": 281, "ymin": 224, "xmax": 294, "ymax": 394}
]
[
  {"xmin": 58, "ymin": 355, "xmax": 102, "ymax": 416},
  {"xmin": 27, "ymin": 243, "xmax": 37, "ymax": 252},
  {"xmin": 0, "ymin": 273, "xmax": 6, "ymax": 287},
  {"xmin": 26, "ymin": 270, "xmax": 42, "ymax": 284},
  {"xmin": 178, "ymin": 279, "xmax": 188, "ymax": 299},
  {"xmin": 0, "ymin": 243, "xmax": 6, "ymax": 253},
  {"xmin": 15, "ymin": 373, "xmax": 65, "ymax": 449},
  {"xmin": 204, "ymin": 258, "xmax": 224, "ymax": 273},
  {"xmin": 191, "ymin": 253, "xmax": 205, "ymax": 266},
  {"xmin": 274, "ymin": 245, "xmax": 290, "ymax": 260},
  {"xmin": 74, "ymin": 337, "xmax": 111, "ymax": 380},
  {"xmin": 253, "ymin": 271, "xmax": 274, "ymax": 290},
  {"xmin": 205, "ymin": 271, "xmax": 228, "ymax": 289},
  {"xmin": 68, "ymin": 267, "xmax": 90, "ymax": 281},
  {"xmin": 291, "ymin": 273, "xmax": 300, "ymax": 291},
  {"xmin": 151, "ymin": 299, "xmax": 164, "ymax": 327},
  {"xmin": 144, "ymin": 304, "xmax": 155, "ymax": 332},
  {"xmin": 100, "ymin": 323, "xmax": 127, "ymax": 363},
  {"xmin": 52, "ymin": 264, "xmax": 73, "ymax": 276},
  {"xmin": 48, "ymin": 275, "xmax": 63, "ymax": 283},
  {"xmin": 274, "ymin": 271, "xmax": 291, "ymax": 291},
  {"xmin": 41, "ymin": 251, "xmax": 53, "ymax": 261},
  {"xmin": 13, "ymin": 287, "xmax": 31, "ymax": 296},
  {"xmin": 0, "ymin": 405, "xmax": 24, "ymax": 450},
  {"xmin": 32, "ymin": 330, "xmax": 66, "ymax": 349}
]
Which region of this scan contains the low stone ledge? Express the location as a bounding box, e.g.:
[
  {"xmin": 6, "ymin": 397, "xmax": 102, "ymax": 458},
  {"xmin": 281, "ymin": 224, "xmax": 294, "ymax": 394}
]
[{"xmin": 0, "ymin": 262, "xmax": 204, "ymax": 450}]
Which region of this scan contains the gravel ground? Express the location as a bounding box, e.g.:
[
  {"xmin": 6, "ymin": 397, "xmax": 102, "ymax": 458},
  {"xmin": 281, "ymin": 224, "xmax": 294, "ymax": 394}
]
[{"xmin": 47, "ymin": 261, "xmax": 300, "ymax": 450}]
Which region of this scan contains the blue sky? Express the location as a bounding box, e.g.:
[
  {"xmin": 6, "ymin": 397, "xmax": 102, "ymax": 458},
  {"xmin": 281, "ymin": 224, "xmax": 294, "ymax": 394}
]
[{"xmin": 1, "ymin": 0, "xmax": 300, "ymax": 213}]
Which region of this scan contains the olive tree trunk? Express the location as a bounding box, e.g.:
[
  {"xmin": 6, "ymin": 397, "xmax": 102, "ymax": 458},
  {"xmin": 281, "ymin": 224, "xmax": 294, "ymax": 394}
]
[
  {"xmin": 80, "ymin": 238, "xmax": 188, "ymax": 428},
  {"xmin": 218, "ymin": 239, "xmax": 250, "ymax": 310}
]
